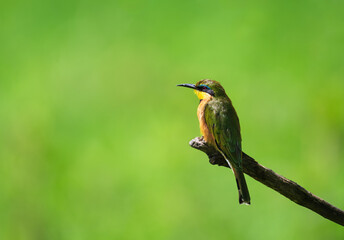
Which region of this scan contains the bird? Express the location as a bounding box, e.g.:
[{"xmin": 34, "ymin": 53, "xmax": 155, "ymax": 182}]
[{"xmin": 177, "ymin": 79, "xmax": 250, "ymax": 205}]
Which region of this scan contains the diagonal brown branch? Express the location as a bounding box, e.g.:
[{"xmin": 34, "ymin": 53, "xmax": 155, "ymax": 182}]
[{"xmin": 189, "ymin": 136, "xmax": 344, "ymax": 226}]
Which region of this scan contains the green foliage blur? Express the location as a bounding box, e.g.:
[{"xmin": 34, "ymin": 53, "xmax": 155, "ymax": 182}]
[{"xmin": 1, "ymin": 0, "xmax": 344, "ymax": 239}]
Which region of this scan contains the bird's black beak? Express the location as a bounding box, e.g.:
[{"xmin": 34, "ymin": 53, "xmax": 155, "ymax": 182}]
[{"xmin": 176, "ymin": 83, "xmax": 196, "ymax": 89}]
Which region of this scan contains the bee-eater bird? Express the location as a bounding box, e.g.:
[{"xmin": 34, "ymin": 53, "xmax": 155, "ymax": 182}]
[{"xmin": 177, "ymin": 79, "xmax": 250, "ymax": 205}]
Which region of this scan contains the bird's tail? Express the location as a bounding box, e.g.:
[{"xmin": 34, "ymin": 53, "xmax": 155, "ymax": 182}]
[{"xmin": 233, "ymin": 168, "xmax": 251, "ymax": 205}]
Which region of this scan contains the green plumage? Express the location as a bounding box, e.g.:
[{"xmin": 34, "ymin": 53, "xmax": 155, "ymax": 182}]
[
  {"xmin": 205, "ymin": 97, "xmax": 242, "ymax": 168},
  {"xmin": 177, "ymin": 79, "xmax": 251, "ymax": 205},
  {"xmin": 205, "ymin": 95, "xmax": 250, "ymax": 205}
]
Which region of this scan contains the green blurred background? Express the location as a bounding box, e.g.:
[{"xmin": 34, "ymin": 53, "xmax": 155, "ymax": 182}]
[{"xmin": 1, "ymin": 0, "xmax": 344, "ymax": 239}]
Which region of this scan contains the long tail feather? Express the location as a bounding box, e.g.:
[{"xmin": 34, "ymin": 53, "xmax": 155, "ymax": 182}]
[{"xmin": 233, "ymin": 169, "xmax": 251, "ymax": 205}]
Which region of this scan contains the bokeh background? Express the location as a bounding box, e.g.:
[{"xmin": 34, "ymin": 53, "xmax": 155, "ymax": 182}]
[{"xmin": 1, "ymin": 0, "xmax": 344, "ymax": 239}]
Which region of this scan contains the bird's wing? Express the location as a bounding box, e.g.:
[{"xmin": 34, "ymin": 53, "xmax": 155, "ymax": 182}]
[{"xmin": 205, "ymin": 100, "xmax": 242, "ymax": 168}]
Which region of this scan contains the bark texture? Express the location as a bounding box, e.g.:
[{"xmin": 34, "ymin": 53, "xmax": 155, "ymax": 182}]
[{"xmin": 189, "ymin": 136, "xmax": 344, "ymax": 226}]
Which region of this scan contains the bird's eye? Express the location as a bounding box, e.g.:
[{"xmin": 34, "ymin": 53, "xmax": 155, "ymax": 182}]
[{"xmin": 198, "ymin": 85, "xmax": 210, "ymax": 91}]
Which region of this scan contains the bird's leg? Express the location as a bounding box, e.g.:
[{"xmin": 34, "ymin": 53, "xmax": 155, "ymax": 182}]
[{"xmin": 189, "ymin": 137, "xmax": 230, "ymax": 168}]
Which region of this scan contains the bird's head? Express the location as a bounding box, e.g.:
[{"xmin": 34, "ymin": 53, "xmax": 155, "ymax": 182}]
[{"xmin": 177, "ymin": 79, "xmax": 226, "ymax": 100}]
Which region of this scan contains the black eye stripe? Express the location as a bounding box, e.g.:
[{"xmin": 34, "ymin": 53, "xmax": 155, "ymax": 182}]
[{"xmin": 198, "ymin": 84, "xmax": 210, "ymax": 90}]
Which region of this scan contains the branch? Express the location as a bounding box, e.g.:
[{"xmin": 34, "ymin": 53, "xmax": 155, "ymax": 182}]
[{"xmin": 189, "ymin": 136, "xmax": 344, "ymax": 226}]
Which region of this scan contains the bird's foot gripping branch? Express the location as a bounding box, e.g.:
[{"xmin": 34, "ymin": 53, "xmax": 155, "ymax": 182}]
[
  {"xmin": 189, "ymin": 136, "xmax": 344, "ymax": 226},
  {"xmin": 189, "ymin": 136, "xmax": 229, "ymax": 167}
]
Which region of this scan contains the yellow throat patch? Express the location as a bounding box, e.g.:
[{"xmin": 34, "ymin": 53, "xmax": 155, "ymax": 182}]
[{"xmin": 194, "ymin": 90, "xmax": 212, "ymax": 100}]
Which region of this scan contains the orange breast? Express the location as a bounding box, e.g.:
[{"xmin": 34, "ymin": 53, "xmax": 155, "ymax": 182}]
[{"xmin": 197, "ymin": 98, "xmax": 215, "ymax": 144}]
